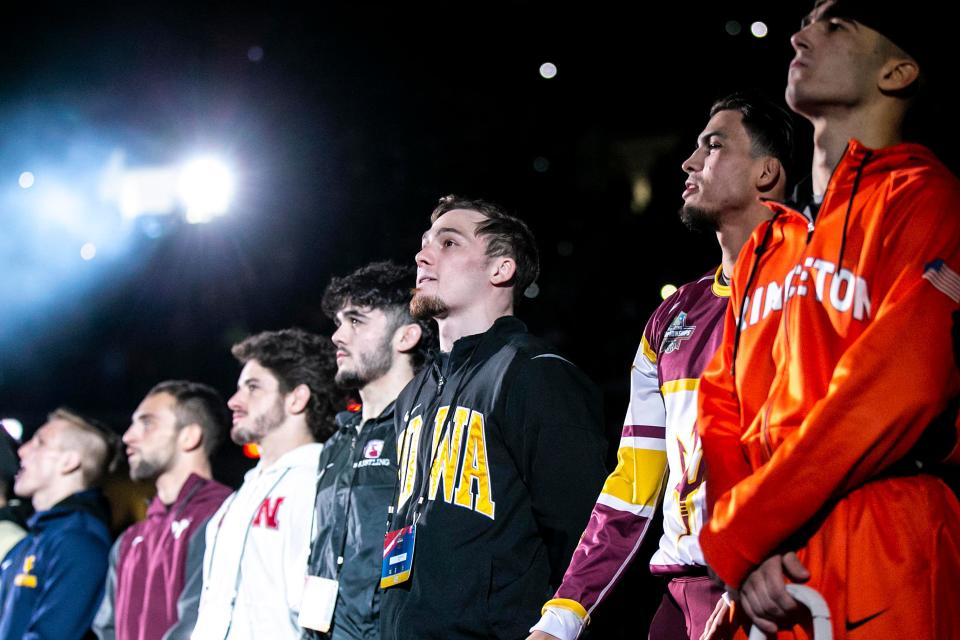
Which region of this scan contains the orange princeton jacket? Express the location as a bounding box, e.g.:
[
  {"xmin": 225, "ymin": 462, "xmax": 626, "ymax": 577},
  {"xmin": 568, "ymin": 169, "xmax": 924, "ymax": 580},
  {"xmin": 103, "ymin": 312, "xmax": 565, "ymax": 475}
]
[{"xmin": 698, "ymin": 140, "xmax": 960, "ymax": 637}]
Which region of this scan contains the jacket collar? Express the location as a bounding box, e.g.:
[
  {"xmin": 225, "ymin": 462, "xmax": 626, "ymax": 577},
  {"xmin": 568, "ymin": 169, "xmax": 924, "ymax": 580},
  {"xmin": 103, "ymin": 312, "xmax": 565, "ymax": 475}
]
[
  {"xmin": 248, "ymin": 442, "xmax": 323, "ymax": 480},
  {"xmin": 146, "ymin": 472, "xmax": 209, "ymax": 516},
  {"xmin": 28, "ymin": 488, "xmax": 111, "ymax": 530},
  {"xmin": 335, "ymin": 401, "xmax": 397, "ymax": 435},
  {"xmin": 441, "ymin": 315, "xmax": 527, "ymax": 371}
]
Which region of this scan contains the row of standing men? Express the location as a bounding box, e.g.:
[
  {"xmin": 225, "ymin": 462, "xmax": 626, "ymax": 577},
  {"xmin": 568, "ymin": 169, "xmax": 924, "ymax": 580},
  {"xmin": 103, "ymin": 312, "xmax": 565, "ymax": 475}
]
[{"xmin": 2, "ymin": 2, "xmax": 960, "ymax": 638}]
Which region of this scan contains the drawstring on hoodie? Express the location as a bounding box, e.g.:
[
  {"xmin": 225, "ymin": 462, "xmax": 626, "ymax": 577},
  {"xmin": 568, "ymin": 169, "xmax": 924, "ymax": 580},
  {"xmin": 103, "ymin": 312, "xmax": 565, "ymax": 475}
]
[
  {"xmin": 730, "ymin": 209, "xmax": 784, "ymax": 379},
  {"xmin": 836, "ymin": 151, "xmax": 872, "ymax": 273},
  {"xmin": 730, "ymin": 148, "xmax": 872, "ymax": 380}
]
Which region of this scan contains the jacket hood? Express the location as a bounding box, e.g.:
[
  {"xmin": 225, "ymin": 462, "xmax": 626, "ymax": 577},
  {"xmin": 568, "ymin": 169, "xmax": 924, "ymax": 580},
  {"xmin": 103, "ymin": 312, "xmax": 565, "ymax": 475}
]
[
  {"xmin": 439, "ymin": 315, "xmax": 527, "ymax": 371},
  {"xmin": 788, "ymin": 140, "xmax": 949, "ymax": 210}
]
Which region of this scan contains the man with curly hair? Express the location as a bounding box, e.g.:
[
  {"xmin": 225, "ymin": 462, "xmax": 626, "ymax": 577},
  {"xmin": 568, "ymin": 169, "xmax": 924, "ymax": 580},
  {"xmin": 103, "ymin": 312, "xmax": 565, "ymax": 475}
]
[
  {"xmin": 302, "ymin": 261, "xmax": 433, "ymax": 640},
  {"xmin": 192, "ymin": 329, "xmax": 339, "ymax": 640}
]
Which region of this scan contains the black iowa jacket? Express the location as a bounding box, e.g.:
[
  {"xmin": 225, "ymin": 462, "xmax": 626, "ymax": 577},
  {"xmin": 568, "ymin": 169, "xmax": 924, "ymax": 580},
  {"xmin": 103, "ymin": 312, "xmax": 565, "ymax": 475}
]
[
  {"xmin": 380, "ymin": 316, "xmax": 608, "ymax": 640},
  {"xmin": 306, "ymin": 405, "xmax": 399, "ymax": 640}
]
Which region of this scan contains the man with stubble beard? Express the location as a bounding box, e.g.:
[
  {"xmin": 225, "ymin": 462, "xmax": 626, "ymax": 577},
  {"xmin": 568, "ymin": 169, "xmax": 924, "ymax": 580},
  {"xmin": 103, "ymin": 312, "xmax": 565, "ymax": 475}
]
[
  {"xmin": 94, "ymin": 380, "xmax": 232, "ymax": 640},
  {"xmin": 529, "ymin": 91, "xmax": 793, "ymax": 640},
  {"xmin": 192, "ymin": 330, "xmax": 338, "ymax": 640},
  {"xmin": 378, "ymin": 196, "xmax": 608, "ymax": 640},
  {"xmin": 302, "ymin": 261, "xmax": 434, "ymax": 639}
]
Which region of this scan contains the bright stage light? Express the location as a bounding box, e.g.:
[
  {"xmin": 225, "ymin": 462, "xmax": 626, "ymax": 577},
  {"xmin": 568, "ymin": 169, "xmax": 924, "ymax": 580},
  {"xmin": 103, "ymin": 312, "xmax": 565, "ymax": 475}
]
[
  {"xmin": 80, "ymin": 242, "xmax": 97, "ymax": 260},
  {"xmin": 178, "ymin": 157, "xmax": 235, "ymax": 224},
  {"xmin": 1, "ymin": 418, "xmax": 24, "ymax": 442},
  {"xmin": 751, "ymin": 21, "xmax": 768, "ymax": 38},
  {"xmin": 19, "ymin": 171, "xmax": 35, "ymax": 189},
  {"xmin": 539, "ymin": 62, "xmax": 558, "ymax": 79},
  {"xmin": 660, "ymin": 284, "xmax": 678, "ymax": 300},
  {"xmin": 116, "ymin": 166, "xmax": 180, "ymax": 219}
]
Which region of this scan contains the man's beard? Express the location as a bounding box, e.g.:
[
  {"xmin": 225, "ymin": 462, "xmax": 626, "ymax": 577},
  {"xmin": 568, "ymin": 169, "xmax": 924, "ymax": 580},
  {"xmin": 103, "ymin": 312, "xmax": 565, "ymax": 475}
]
[
  {"xmin": 410, "ymin": 291, "xmax": 448, "ymax": 320},
  {"xmin": 679, "ymin": 204, "xmax": 720, "ymax": 233},
  {"xmin": 231, "ymin": 396, "xmax": 285, "ymax": 445},
  {"xmin": 335, "ymin": 334, "xmax": 394, "ymax": 390},
  {"xmin": 128, "ymin": 445, "xmax": 175, "ymax": 482},
  {"xmin": 129, "ymin": 457, "xmax": 163, "ymax": 482}
]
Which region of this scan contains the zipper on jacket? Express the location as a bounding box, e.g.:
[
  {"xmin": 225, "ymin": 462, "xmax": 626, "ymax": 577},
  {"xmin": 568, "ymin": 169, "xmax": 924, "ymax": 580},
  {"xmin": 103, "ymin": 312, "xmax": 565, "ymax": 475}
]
[
  {"xmin": 759, "ymin": 144, "xmax": 869, "ymax": 462},
  {"xmin": 760, "ymin": 402, "xmax": 775, "ymax": 460},
  {"xmin": 433, "ymin": 360, "xmax": 446, "ymax": 393}
]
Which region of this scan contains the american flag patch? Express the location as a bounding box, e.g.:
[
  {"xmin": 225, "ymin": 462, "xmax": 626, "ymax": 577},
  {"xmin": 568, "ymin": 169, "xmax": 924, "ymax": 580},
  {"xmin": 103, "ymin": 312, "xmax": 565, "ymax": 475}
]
[{"xmin": 924, "ymin": 259, "xmax": 960, "ymax": 303}]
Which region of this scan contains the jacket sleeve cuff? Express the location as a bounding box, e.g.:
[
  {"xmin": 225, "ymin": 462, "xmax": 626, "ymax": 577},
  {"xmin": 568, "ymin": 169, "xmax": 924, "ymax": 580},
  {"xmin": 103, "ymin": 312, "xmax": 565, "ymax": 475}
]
[
  {"xmin": 542, "ymin": 598, "xmax": 589, "ymax": 621},
  {"xmin": 532, "ymin": 603, "xmax": 587, "ymax": 640}
]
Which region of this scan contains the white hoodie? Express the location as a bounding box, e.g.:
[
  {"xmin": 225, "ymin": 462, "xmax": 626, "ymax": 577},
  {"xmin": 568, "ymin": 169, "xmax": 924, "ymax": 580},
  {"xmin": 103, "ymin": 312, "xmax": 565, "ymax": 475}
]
[{"xmin": 192, "ymin": 443, "xmax": 322, "ymax": 640}]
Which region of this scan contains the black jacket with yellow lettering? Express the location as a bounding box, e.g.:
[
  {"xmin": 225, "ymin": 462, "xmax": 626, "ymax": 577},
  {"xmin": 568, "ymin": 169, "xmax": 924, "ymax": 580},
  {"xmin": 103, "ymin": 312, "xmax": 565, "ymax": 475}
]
[{"xmin": 380, "ymin": 316, "xmax": 608, "ymax": 640}]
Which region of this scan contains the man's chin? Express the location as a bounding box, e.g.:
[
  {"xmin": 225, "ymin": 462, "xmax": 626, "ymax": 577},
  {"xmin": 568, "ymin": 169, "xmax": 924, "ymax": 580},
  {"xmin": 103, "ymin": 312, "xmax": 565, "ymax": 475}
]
[
  {"xmin": 679, "ymin": 204, "xmax": 720, "ymax": 233},
  {"xmin": 129, "ymin": 464, "xmax": 158, "ymax": 483},
  {"xmin": 230, "ymin": 426, "xmax": 256, "ymax": 446},
  {"xmin": 335, "ymin": 369, "xmax": 364, "ymax": 390},
  {"xmin": 12, "ymin": 479, "xmax": 31, "ymax": 497},
  {"xmin": 410, "ymin": 292, "xmax": 448, "ymax": 320}
]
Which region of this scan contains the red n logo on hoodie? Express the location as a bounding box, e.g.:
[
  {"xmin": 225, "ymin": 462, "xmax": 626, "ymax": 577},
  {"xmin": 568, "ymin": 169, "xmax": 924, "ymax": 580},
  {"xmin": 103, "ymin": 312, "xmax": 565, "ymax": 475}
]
[{"xmin": 252, "ymin": 497, "xmax": 285, "ymax": 529}]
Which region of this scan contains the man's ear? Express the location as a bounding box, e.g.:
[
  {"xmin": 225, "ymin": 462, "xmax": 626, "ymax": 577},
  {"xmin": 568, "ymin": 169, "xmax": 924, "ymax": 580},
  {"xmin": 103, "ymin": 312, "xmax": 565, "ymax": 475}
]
[
  {"xmin": 756, "ymin": 157, "xmax": 783, "ymax": 194},
  {"xmin": 489, "ymin": 257, "xmax": 516, "ymax": 286},
  {"xmin": 286, "ymin": 384, "xmax": 312, "ymax": 415},
  {"xmin": 177, "ymin": 423, "xmax": 204, "ymax": 453},
  {"xmin": 59, "ymin": 450, "xmax": 82, "ymax": 476},
  {"xmin": 878, "ymin": 57, "xmax": 920, "ymax": 93},
  {"xmin": 395, "ymin": 323, "xmax": 423, "ymax": 354}
]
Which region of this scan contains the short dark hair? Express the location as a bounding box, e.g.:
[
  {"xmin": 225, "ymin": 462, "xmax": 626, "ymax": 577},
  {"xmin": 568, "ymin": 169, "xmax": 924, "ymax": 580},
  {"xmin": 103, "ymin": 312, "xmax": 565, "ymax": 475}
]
[
  {"xmin": 50, "ymin": 408, "xmax": 121, "ymax": 487},
  {"xmin": 231, "ymin": 329, "xmax": 339, "ymax": 442},
  {"xmin": 147, "ymin": 380, "xmax": 230, "ymax": 456},
  {"xmin": 431, "ymin": 195, "xmax": 540, "ymax": 306},
  {"xmin": 321, "ymin": 261, "xmax": 435, "ymax": 370},
  {"xmin": 710, "ymin": 91, "xmax": 795, "ymax": 188}
]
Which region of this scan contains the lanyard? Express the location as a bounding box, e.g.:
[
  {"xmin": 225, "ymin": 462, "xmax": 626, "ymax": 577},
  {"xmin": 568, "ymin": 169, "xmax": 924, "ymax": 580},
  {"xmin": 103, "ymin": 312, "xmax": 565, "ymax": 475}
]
[
  {"xmin": 388, "ymin": 337, "xmax": 484, "ymax": 530},
  {"xmin": 204, "ymin": 466, "xmax": 291, "ymax": 640}
]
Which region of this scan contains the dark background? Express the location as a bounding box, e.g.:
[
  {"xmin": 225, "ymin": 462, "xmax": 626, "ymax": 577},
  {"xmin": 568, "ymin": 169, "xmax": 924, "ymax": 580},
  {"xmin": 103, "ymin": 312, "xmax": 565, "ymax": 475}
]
[
  {"xmin": 1, "ymin": 4, "xmax": 953, "ymax": 635},
  {"xmin": 2, "ymin": 1, "xmax": 818, "ymax": 440}
]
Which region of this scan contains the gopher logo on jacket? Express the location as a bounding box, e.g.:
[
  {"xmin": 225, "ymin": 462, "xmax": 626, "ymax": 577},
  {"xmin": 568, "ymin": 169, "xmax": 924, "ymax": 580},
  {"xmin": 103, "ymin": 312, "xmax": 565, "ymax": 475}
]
[
  {"xmin": 397, "ymin": 405, "xmax": 496, "ymax": 520},
  {"xmin": 663, "ymin": 312, "xmax": 696, "ymax": 354}
]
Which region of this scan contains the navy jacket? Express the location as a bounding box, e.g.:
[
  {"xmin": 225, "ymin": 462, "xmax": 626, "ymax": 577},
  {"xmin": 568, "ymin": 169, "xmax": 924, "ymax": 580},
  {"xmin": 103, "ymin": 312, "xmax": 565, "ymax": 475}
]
[{"xmin": 0, "ymin": 489, "xmax": 112, "ymax": 640}]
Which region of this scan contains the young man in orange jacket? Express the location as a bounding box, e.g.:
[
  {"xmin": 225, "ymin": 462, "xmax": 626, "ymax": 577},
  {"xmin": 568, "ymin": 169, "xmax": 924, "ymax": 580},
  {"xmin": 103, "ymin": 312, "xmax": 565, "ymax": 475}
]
[
  {"xmin": 527, "ymin": 92, "xmax": 794, "ymax": 640},
  {"xmin": 698, "ymin": 2, "xmax": 960, "ymax": 638}
]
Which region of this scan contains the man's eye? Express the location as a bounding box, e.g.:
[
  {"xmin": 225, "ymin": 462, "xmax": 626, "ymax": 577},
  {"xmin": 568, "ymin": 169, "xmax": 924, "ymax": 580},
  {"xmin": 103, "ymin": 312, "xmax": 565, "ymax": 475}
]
[
  {"xmin": 351, "ymin": 318, "xmax": 361, "ymax": 326},
  {"xmin": 826, "ymin": 19, "xmax": 845, "ymax": 31},
  {"xmin": 442, "ymin": 239, "xmax": 456, "ymax": 248}
]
